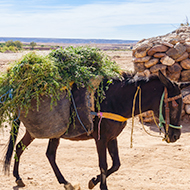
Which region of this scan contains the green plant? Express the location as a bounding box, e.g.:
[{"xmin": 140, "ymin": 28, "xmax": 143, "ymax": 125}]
[
  {"xmin": 0, "ymin": 52, "xmax": 64, "ymax": 126},
  {"xmin": 0, "ymin": 43, "xmax": 5, "ymax": 47},
  {"xmin": 0, "ymin": 46, "xmax": 121, "ymax": 127},
  {"xmin": 0, "ymin": 46, "xmax": 17, "ymax": 53},
  {"xmin": 49, "ymin": 46, "xmax": 121, "ymax": 88},
  {"xmin": 14, "ymin": 41, "xmax": 23, "ymax": 50},
  {"xmin": 5, "ymin": 40, "xmax": 23, "ymax": 50},
  {"xmin": 30, "ymin": 41, "xmax": 37, "ymax": 49}
]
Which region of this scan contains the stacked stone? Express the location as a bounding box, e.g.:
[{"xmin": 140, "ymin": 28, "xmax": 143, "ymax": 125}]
[{"xmin": 132, "ymin": 26, "xmax": 190, "ymax": 120}]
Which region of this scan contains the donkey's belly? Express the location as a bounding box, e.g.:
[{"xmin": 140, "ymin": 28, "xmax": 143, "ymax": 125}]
[{"xmin": 20, "ymin": 92, "xmax": 70, "ymax": 139}]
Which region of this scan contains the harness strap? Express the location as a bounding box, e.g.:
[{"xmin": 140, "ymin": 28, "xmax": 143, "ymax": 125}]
[
  {"xmin": 164, "ymin": 87, "xmax": 170, "ymax": 138},
  {"xmin": 91, "ymin": 111, "xmax": 128, "ymax": 122},
  {"xmin": 91, "ymin": 111, "xmax": 128, "ymax": 140},
  {"xmin": 159, "ymin": 90, "xmax": 182, "ymax": 130},
  {"xmin": 164, "ymin": 94, "xmax": 182, "ymax": 103}
]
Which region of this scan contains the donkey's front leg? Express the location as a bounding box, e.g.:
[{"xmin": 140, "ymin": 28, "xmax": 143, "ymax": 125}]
[
  {"xmin": 96, "ymin": 139, "xmax": 108, "ymax": 190},
  {"xmin": 89, "ymin": 138, "xmax": 120, "ymax": 189},
  {"xmin": 46, "ymin": 138, "xmax": 80, "ymax": 190}
]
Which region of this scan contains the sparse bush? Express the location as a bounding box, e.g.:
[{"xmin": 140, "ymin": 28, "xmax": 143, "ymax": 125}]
[
  {"xmin": 0, "ymin": 43, "xmax": 5, "ymax": 47},
  {"xmin": 5, "ymin": 40, "xmax": 15, "ymax": 47},
  {"xmin": 14, "ymin": 41, "xmax": 23, "ymax": 50},
  {"xmin": 30, "ymin": 41, "xmax": 37, "ymax": 49},
  {"xmin": 0, "ymin": 46, "xmax": 17, "ymax": 53},
  {"xmin": 1, "ymin": 40, "xmax": 23, "ymax": 52}
]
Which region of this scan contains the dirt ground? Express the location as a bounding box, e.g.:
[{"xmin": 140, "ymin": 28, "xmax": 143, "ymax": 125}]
[{"xmin": 0, "ymin": 50, "xmax": 190, "ymax": 190}]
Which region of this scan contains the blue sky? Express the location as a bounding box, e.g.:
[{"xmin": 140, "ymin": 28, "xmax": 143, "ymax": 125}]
[{"xmin": 0, "ymin": 0, "xmax": 190, "ymax": 40}]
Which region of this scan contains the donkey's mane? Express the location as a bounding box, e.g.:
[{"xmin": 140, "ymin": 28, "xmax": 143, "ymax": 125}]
[{"xmin": 113, "ymin": 71, "xmax": 159, "ymax": 86}]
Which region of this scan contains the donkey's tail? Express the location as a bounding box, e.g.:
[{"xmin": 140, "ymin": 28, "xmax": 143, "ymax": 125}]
[{"xmin": 3, "ymin": 118, "xmax": 20, "ymax": 174}]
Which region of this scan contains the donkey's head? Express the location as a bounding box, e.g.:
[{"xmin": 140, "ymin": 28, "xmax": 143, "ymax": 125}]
[{"xmin": 158, "ymin": 71, "xmax": 190, "ymax": 143}]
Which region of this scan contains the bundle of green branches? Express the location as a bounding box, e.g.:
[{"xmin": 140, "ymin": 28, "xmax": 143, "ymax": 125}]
[
  {"xmin": 0, "ymin": 52, "xmax": 64, "ymax": 126},
  {"xmin": 49, "ymin": 46, "xmax": 121, "ymax": 87},
  {"xmin": 0, "ymin": 46, "xmax": 121, "ymax": 126}
]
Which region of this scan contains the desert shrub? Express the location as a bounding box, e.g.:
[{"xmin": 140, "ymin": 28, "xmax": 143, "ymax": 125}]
[
  {"xmin": 5, "ymin": 40, "xmax": 23, "ymax": 50},
  {"xmin": 0, "ymin": 40, "xmax": 23, "ymax": 52},
  {"xmin": 14, "ymin": 41, "xmax": 23, "ymax": 50},
  {"xmin": 0, "ymin": 46, "xmax": 17, "ymax": 53},
  {"xmin": 7, "ymin": 46, "xmax": 17, "ymax": 52},
  {"xmin": 0, "ymin": 43, "xmax": 5, "ymax": 47},
  {"xmin": 30, "ymin": 41, "xmax": 37, "ymax": 49}
]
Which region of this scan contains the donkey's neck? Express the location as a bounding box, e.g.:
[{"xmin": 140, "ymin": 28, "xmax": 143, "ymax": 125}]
[
  {"xmin": 135, "ymin": 80, "xmax": 164, "ymax": 118},
  {"xmin": 101, "ymin": 77, "xmax": 164, "ymax": 119}
]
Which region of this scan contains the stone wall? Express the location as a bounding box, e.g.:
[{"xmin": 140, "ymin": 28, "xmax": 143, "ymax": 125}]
[{"xmin": 132, "ymin": 26, "xmax": 190, "ymax": 121}]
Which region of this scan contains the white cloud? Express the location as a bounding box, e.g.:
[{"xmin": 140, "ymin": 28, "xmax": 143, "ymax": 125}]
[{"xmin": 0, "ymin": 0, "xmax": 190, "ymax": 39}]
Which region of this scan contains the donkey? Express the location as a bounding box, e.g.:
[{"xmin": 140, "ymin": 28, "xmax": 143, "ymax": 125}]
[{"xmin": 3, "ymin": 71, "xmax": 190, "ymax": 190}]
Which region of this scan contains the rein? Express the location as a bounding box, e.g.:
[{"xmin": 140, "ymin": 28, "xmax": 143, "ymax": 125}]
[{"xmin": 160, "ymin": 87, "xmax": 182, "ymax": 142}]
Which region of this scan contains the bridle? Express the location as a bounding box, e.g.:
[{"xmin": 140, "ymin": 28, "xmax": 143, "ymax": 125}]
[{"xmin": 159, "ymin": 87, "xmax": 182, "ymax": 142}]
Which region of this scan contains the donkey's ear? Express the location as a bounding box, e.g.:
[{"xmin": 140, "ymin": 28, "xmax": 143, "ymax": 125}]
[
  {"xmin": 178, "ymin": 82, "xmax": 190, "ymax": 90},
  {"xmin": 158, "ymin": 70, "xmax": 174, "ymax": 89}
]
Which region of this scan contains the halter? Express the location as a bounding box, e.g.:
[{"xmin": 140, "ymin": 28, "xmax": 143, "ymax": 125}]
[{"xmin": 159, "ymin": 87, "xmax": 182, "ymax": 142}]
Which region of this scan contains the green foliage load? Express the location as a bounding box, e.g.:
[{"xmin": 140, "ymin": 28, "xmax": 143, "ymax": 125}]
[
  {"xmin": 50, "ymin": 46, "xmax": 120, "ymax": 87},
  {"xmin": 0, "ymin": 52, "xmax": 63, "ymax": 126},
  {"xmin": 0, "ymin": 46, "xmax": 121, "ymax": 126}
]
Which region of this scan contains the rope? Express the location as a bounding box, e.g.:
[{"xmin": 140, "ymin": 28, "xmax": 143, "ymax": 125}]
[
  {"xmin": 138, "ymin": 87, "xmax": 164, "ymax": 138},
  {"xmin": 130, "ymin": 86, "xmax": 140, "ymax": 148},
  {"xmin": 130, "ymin": 86, "xmax": 164, "ymax": 148},
  {"xmin": 97, "ymin": 112, "xmax": 103, "ymax": 140},
  {"xmin": 69, "ymin": 90, "xmax": 89, "ymax": 134},
  {"xmin": 0, "ymin": 89, "xmax": 13, "ymax": 103},
  {"xmin": 0, "ymin": 89, "xmax": 20, "ymax": 122},
  {"xmin": 151, "ymin": 111, "xmax": 165, "ymax": 135}
]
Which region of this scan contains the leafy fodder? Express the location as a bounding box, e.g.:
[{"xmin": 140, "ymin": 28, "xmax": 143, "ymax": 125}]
[{"xmin": 0, "ymin": 46, "xmax": 121, "ymax": 127}]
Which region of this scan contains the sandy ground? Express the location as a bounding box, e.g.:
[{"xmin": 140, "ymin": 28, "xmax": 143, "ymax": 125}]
[{"xmin": 0, "ymin": 50, "xmax": 190, "ymax": 190}]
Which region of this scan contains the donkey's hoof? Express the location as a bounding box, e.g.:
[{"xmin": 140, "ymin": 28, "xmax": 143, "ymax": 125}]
[
  {"xmin": 88, "ymin": 179, "xmax": 95, "ymax": 189},
  {"xmin": 16, "ymin": 179, "xmax": 25, "ymax": 187},
  {"xmin": 73, "ymin": 184, "xmax": 81, "ymax": 190},
  {"xmin": 64, "ymin": 183, "xmax": 81, "ymax": 190}
]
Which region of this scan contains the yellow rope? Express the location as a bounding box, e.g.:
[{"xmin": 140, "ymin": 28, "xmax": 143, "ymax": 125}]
[
  {"xmin": 138, "ymin": 87, "xmax": 164, "ymax": 138},
  {"xmin": 151, "ymin": 111, "xmax": 165, "ymax": 135},
  {"xmin": 60, "ymin": 81, "xmax": 74, "ymax": 91},
  {"xmin": 130, "ymin": 86, "xmax": 140, "ymax": 148},
  {"xmin": 130, "ymin": 86, "xmax": 164, "ymax": 148}
]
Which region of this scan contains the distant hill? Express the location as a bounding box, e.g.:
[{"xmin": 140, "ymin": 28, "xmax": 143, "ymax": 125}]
[{"xmin": 0, "ymin": 37, "xmax": 137, "ymax": 44}]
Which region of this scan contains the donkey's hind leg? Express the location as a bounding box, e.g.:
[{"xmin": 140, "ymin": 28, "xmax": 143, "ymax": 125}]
[
  {"xmin": 13, "ymin": 130, "xmax": 34, "ymax": 187},
  {"xmin": 46, "ymin": 138, "xmax": 80, "ymax": 190},
  {"xmin": 88, "ymin": 138, "xmax": 121, "ymax": 189}
]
